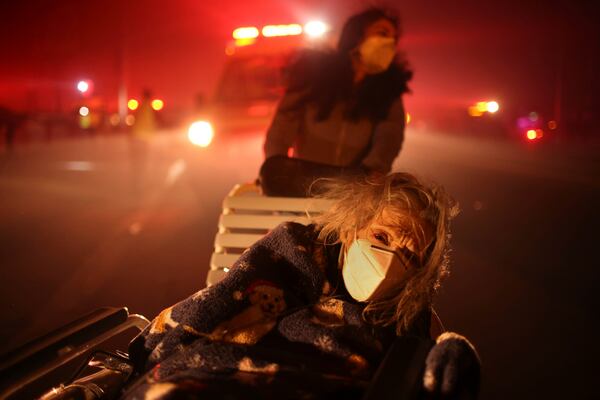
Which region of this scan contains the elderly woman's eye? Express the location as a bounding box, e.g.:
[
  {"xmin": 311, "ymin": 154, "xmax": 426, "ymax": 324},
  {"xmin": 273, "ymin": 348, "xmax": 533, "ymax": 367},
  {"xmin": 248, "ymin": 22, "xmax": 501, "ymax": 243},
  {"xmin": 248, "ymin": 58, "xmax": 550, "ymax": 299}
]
[{"xmin": 373, "ymin": 232, "xmax": 390, "ymax": 245}]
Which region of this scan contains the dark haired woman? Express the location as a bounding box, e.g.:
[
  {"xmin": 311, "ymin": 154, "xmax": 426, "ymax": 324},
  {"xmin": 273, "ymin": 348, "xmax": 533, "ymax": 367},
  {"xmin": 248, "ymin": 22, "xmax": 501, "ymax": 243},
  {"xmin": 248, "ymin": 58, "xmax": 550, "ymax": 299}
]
[{"xmin": 261, "ymin": 8, "xmax": 413, "ymax": 196}]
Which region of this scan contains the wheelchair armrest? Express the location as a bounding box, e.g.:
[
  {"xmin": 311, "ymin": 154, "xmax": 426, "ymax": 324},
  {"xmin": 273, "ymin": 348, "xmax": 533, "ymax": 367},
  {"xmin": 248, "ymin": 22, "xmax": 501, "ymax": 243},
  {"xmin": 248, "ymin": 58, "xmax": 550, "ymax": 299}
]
[{"xmin": 0, "ymin": 307, "xmax": 149, "ymax": 399}]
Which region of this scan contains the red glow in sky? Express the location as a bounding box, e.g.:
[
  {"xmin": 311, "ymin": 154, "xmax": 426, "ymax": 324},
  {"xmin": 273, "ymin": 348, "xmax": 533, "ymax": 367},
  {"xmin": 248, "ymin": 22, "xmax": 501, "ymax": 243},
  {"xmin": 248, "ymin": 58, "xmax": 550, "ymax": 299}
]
[{"xmin": 0, "ymin": 0, "xmax": 597, "ymax": 123}]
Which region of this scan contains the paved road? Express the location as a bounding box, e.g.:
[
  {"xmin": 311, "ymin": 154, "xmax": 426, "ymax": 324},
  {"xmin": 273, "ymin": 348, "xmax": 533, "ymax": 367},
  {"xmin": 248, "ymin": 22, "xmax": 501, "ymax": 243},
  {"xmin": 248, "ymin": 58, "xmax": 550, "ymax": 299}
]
[{"xmin": 1, "ymin": 128, "xmax": 598, "ymax": 399}]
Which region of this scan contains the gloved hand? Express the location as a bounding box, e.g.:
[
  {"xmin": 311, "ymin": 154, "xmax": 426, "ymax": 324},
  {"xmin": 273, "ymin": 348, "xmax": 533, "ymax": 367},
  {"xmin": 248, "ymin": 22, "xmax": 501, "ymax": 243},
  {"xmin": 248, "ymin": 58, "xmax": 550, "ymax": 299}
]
[{"xmin": 423, "ymin": 332, "xmax": 481, "ymax": 399}]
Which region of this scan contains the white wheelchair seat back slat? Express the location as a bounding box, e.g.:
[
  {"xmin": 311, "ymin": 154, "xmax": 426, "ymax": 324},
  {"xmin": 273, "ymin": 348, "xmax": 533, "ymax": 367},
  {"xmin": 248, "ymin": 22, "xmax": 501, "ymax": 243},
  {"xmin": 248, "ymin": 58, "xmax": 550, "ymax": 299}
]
[{"xmin": 206, "ymin": 183, "xmax": 333, "ymax": 286}]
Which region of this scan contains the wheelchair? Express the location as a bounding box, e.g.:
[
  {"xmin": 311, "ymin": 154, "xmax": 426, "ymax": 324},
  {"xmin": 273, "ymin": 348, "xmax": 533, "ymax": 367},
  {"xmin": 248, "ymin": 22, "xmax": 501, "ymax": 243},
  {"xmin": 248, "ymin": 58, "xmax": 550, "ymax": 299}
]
[{"xmin": 0, "ymin": 183, "xmax": 434, "ymax": 399}]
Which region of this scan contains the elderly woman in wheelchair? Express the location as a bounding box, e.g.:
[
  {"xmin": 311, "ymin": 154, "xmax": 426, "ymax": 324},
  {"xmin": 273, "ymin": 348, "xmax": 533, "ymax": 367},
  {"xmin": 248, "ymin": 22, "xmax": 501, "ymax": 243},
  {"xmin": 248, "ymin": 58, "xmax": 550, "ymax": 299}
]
[{"xmin": 120, "ymin": 172, "xmax": 480, "ymax": 399}]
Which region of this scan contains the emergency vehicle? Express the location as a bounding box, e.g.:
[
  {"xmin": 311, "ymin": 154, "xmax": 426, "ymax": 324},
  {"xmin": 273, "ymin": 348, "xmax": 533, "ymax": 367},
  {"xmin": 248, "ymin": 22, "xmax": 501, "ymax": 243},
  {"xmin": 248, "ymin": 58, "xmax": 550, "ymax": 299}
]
[{"xmin": 187, "ymin": 21, "xmax": 332, "ymax": 147}]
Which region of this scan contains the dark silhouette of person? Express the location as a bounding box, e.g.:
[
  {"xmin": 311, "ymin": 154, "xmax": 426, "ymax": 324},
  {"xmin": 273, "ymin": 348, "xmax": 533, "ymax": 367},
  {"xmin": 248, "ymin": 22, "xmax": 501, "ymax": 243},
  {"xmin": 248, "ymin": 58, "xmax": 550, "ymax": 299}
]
[{"xmin": 0, "ymin": 107, "xmax": 25, "ymax": 150}]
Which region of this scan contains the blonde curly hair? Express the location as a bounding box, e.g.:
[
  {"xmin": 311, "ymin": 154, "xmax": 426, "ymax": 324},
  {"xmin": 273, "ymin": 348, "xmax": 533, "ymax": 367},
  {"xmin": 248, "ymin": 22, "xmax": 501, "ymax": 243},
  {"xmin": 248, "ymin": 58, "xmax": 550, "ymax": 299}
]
[{"xmin": 310, "ymin": 172, "xmax": 459, "ymax": 335}]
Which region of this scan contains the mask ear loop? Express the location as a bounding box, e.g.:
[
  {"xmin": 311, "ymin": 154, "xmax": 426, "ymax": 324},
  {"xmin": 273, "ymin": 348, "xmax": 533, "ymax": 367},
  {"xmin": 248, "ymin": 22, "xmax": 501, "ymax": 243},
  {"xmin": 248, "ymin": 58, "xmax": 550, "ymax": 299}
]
[{"xmin": 339, "ymin": 228, "xmax": 358, "ymax": 269}]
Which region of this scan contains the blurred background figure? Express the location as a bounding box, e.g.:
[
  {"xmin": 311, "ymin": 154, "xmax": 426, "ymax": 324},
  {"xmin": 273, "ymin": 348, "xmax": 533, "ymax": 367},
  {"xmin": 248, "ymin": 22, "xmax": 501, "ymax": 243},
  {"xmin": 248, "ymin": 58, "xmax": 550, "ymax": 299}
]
[
  {"xmin": 131, "ymin": 89, "xmax": 157, "ymax": 140},
  {"xmin": 193, "ymin": 92, "xmax": 207, "ymax": 116},
  {"xmin": 0, "ymin": 106, "xmax": 24, "ymax": 151},
  {"xmin": 128, "ymin": 89, "xmax": 158, "ymax": 196}
]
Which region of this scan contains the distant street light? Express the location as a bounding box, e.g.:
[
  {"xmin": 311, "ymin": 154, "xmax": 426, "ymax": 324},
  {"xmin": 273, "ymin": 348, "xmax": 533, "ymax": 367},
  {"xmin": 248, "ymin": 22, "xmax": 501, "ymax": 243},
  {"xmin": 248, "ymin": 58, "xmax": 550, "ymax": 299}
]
[
  {"xmin": 151, "ymin": 99, "xmax": 164, "ymax": 111},
  {"xmin": 127, "ymin": 99, "xmax": 139, "ymax": 111},
  {"xmin": 526, "ymin": 130, "xmax": 536, "ymax": 140},
  {"xmin": 77, "ymin": 80, "xmax": 90, "ymax": 94}
]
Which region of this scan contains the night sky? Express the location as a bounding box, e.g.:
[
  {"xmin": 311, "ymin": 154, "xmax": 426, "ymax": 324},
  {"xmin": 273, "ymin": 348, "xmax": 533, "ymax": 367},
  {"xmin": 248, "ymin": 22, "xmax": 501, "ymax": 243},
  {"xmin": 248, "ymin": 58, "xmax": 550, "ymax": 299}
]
[{"xmin": 0, "ymin": 0, "xmax": 597, "ymax": 127}]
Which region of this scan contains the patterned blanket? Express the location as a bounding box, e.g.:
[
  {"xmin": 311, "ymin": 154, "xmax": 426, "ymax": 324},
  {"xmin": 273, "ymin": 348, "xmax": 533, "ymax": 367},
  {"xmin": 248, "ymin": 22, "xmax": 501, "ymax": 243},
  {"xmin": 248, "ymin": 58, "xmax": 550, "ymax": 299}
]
[{"xmin": 124, "ymin": 222, "xmax": 427, "ymax": 399}]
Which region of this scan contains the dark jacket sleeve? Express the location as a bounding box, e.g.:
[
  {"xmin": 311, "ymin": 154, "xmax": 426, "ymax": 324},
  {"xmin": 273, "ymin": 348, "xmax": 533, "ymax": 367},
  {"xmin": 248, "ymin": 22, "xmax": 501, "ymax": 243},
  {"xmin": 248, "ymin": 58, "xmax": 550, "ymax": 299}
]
[
  {"xmin": 263, "ymin": 90, "xmax": 305, "ymax": 158},
  {"xmin": 361, "ymin": 96, "xmax": 406, "ymax": 174}
]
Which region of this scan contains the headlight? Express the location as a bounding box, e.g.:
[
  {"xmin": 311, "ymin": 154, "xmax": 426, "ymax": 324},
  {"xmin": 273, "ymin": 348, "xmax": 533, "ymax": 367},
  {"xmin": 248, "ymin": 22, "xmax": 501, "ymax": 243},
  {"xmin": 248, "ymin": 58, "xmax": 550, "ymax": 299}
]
[
  {"xmin": 304, "ymin": 21, "xmax": 328, "ymax": 38},
  {"xmin": 526, "ymin": 129, "xmax": 543, "ymax": 141},
  {"xmin": 188, "ymin": 120, "xmax": 214, "ymax": 147}
]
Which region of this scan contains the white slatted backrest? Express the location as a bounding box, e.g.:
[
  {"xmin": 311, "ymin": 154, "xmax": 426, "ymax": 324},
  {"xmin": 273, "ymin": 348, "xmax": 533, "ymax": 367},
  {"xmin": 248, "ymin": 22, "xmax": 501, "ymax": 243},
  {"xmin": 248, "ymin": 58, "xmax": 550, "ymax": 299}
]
[
  {"xmin": 218, "ymin": 214, "xmax": 312, "ymax": 231},
  {"xmin": 223, "ymin": 196, "xmax": 333, "ymax": 213},
  {"xmin": 206, "ymin": 183, "xmax": 333, "ymax": 286}
]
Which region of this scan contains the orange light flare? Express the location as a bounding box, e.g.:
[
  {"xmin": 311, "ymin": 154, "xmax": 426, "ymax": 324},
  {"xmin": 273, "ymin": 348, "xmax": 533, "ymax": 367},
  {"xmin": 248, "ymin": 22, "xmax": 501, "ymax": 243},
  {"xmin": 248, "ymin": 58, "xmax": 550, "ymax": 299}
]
[
  {"xmin": 109, "ymin": 114, "xmax": 120, "ymax": 126},
  {"xmin": 234, "ymin": 38, "xmax": 256, "ymax": 47},
  {"xmin": 535, "ymin": 129, "xmax": 544, "ymax": 138},
  {"xmin": 526, "ymin": 129, "xmax": 539, "ymax": 140},
  {"xmin": 232, "ymin": 26, "xmax": 259, "ymax": 40},
  {"xmin": 475, "ymin": 101, "xmax": 488, "ymax": 113},
  {"xmin": 262, "ymin": 24, "xmax": 303, "ymax": 37},
  {"xmin": 548, "ymin": 120, "xmax": 557, "ymax": 130},
  {"xmin": 125, "ymin": 115, "xmax": 135, "ymax": 126},
  {"xmin": 151, "ymin": 99, "xmax": 164, "ymax": 111},
  {"xmin": 405, "ymin": 112, "xmax": 411, "ymax": 124},
  {"xmin": 468, "ymin": 106, "xmax": 483, "ymax": 117},
  {"xmin": 468, "ymin": 100, "xmax": 499, "ymax": 117},
  {"xmin": 127, "ymin": 99, "xmax": 139, "ymax": 111}
]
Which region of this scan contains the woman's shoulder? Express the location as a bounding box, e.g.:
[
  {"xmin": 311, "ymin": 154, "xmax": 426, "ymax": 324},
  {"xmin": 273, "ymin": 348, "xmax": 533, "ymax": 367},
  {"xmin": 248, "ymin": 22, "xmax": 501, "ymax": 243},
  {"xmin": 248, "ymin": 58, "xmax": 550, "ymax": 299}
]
[
  {"xmin": 278, "ymin": 221, "xmax": 320, "ymax": 238},
  {"xmin": 268, "ymin": 222, "xmax": 339, "ymax": 270},
  {"xmin": 263, "ymin": 222, "xmax": 320, "ymax": 247}
]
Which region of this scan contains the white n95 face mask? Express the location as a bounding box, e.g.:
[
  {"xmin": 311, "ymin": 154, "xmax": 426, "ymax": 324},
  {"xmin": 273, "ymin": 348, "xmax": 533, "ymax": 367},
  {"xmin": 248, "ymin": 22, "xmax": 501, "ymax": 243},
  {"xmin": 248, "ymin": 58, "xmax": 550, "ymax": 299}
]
[
  {"xmin": 342, "ymin": 239, "xmax": 411, "ymax": 302},
  {"xmin": 358, "ymin": 36, "xmax": 396, "ymax": 74}
]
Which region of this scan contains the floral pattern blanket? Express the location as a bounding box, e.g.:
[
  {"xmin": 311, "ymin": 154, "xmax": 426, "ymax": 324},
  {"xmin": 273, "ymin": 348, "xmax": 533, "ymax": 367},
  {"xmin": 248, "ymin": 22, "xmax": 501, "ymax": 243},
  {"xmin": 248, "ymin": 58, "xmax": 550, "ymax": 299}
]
[{"xmin": 124, "ymin": 222, "xmax": 407, "ymax": 399}]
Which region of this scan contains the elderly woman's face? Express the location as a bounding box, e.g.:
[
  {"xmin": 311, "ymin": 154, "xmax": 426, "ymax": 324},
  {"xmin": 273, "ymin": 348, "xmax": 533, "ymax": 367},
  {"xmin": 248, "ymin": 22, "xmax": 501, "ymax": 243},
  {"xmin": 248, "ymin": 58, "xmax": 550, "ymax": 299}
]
[
  {"xmin": 340, "ymin": 207, "xmax": 434, "ymax": 302},
  {"xmin": 356, "ymin": 208, "xmax": 433, "ymax": 268}
]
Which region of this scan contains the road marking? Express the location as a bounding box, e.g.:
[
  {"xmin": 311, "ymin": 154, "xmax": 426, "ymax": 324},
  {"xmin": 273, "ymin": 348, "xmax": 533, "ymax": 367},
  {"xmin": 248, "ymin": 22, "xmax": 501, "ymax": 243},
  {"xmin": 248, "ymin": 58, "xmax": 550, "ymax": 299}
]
[
  {"xmin": 61, "ymin": 161, "xmax": 95, "ymax": 171},
  {"xmin": 165, "ymin": 159, "xmax": 186, "ymax": 186}
]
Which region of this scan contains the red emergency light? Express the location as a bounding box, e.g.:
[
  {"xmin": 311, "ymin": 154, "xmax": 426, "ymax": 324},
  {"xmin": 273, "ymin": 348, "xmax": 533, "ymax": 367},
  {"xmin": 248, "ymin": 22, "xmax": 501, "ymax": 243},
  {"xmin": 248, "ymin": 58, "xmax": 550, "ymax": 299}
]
[
  {"xmin": 232, "ymin": 21, "xmax": 327, "ymax": 41},
  {"xmin": 233, "ymin": 27, "xmax": 259, "ymax": 40},
  {"xmin": 262, "ymin": 24, "xmax": 302, "ymax": 37}
]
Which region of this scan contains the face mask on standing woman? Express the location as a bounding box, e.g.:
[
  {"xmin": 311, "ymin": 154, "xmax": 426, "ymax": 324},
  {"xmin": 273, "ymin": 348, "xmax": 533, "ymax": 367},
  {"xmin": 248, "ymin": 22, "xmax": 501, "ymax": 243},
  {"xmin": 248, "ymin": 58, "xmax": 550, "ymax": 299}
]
[{"xmin": 358, "ymin": 36, "xmax": 396, "ymax": 74}]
